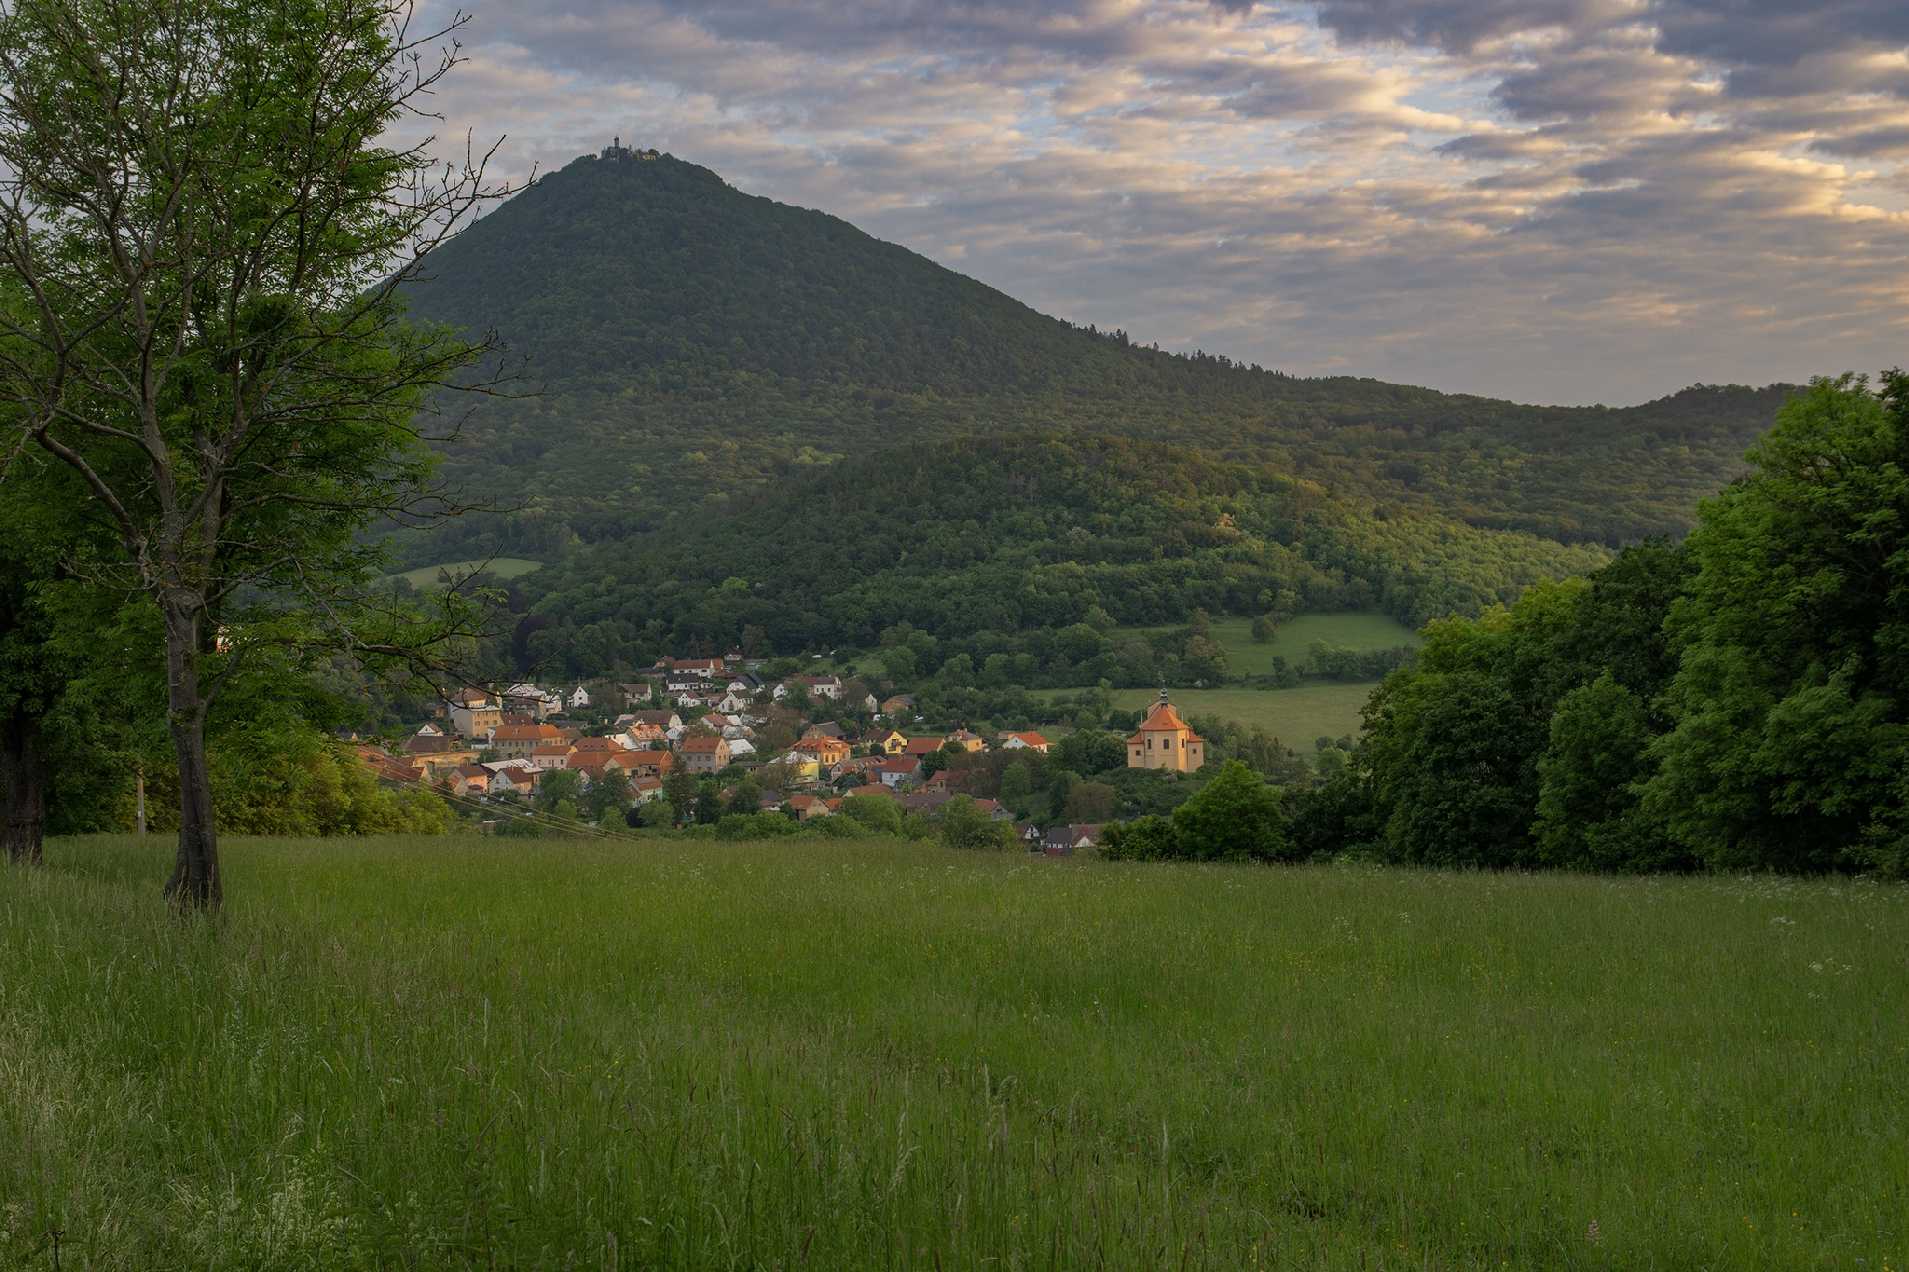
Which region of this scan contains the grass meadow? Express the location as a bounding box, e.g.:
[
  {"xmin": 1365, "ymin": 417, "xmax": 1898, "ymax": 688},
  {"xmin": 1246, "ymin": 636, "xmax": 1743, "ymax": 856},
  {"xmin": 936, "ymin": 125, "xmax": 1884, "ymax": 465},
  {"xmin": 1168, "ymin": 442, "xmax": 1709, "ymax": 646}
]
[
  {"xmin": 389, "ymin": 557, "xmax": 543, "ymax": 589},
  {"xmin": 1051, "ymin": 683, "xmax": 1381, "ymax": 750},
  {"xmin": 2, "ymin": 836, "xmax": 1905, "ymax": 1269},
  {"xmin": 1112, "ymin": 612, "xmax": 1422, "ymax": 678}
]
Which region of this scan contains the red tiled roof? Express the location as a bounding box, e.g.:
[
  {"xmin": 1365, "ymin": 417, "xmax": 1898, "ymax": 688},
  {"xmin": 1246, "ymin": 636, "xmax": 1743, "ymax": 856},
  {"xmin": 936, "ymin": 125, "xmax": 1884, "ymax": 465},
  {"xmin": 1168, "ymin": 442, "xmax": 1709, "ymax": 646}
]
[{"xmin": 681, "ymin": 735, "xmax": 727, "ymax": 753}]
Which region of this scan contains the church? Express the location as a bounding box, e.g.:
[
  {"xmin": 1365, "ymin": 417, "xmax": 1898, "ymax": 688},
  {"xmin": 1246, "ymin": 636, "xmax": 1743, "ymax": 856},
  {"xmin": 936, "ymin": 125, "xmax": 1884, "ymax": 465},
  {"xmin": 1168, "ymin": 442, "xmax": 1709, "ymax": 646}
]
[{"xmin": 1126, "ymin": 690, "xmax": 1205, "ymax": 772}]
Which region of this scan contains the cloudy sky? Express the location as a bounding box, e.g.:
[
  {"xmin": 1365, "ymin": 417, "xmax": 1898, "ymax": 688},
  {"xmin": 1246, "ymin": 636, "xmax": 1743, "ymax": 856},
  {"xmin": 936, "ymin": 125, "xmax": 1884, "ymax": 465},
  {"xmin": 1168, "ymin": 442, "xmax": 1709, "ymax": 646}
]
[{"xmin": 420, "ymin": 0, "xmax": 1909, "ymax": 404}]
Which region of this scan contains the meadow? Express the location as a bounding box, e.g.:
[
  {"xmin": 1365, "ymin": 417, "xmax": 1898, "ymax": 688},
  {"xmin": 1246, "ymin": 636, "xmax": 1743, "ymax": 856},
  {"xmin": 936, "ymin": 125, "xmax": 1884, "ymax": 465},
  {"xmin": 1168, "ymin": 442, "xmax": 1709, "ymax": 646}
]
[
  {"xmin": 390, "ymin": 557, "xmax": 544, "ymax": 589},
  {"xmin": 1113, "ymin": 612, "xmax": 1422, "ymax": 678},
  {"xmin": 1054, "ymin": 682, "xmax": 1380, "ymax": 750},
  {"xmin": 3, "ymin": 836, "xmax": 1904, "ymax": 1269}
]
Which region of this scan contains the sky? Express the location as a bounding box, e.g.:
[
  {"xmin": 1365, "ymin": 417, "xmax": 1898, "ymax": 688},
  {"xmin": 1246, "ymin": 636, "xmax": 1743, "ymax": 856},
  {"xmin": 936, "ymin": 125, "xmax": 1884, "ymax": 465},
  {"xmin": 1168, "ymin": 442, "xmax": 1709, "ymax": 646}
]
[{"xmin": 416, "ymin": 0, "xmax": 1909, "ymax": 405}]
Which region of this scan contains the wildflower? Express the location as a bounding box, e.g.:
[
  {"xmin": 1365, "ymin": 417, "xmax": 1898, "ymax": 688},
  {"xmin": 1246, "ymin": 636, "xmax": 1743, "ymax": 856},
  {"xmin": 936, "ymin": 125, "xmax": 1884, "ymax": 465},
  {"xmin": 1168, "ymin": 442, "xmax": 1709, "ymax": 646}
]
[{"xmin": 1586, "ymin": 1220, "xmax": 1601, "ymax": 1246}]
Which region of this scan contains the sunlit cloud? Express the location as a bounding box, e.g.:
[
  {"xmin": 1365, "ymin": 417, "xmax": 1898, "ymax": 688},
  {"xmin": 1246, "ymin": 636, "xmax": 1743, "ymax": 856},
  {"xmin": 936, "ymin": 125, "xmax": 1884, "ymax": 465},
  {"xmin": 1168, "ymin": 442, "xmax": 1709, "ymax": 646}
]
[{"xmin": 409, "ymin": 0, "xmax": 1909, "ymax": 404}]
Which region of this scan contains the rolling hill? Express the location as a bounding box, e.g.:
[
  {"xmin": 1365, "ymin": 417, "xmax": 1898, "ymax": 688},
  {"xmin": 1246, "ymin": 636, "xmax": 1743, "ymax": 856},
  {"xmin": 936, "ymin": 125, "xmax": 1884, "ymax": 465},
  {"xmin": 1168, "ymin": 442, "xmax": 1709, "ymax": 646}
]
[{"xmin": 390, "ymin": 147, "xmax": 1797, "ymax": 666}]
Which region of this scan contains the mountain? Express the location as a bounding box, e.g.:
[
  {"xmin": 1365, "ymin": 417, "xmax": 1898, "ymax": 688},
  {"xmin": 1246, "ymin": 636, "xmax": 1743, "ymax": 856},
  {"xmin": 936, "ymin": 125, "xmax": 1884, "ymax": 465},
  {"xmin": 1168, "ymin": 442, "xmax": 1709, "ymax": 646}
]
[{"xmin": 397, "ymin": 148, "xmax": 1795, "ymax": 568}]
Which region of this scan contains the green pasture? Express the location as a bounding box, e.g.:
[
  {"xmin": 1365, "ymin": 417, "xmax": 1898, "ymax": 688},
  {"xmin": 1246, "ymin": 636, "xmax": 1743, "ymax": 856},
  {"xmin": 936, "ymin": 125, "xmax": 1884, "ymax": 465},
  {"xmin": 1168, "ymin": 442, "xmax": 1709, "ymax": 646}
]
[
  {"xmin": 1054, "ymin": 682, "xmax": 1380, "ymax": 750},
  {"xmin": 389, "ymin": 557, "xmax": 543, "ymax": 588},
  {"xmin": 3, "ymin": 837, "xmax": 1903, "ymax": 1268},
  {"xmin": 1113, "ymin": 611, "xmax": 1421, "ymax": 676}
]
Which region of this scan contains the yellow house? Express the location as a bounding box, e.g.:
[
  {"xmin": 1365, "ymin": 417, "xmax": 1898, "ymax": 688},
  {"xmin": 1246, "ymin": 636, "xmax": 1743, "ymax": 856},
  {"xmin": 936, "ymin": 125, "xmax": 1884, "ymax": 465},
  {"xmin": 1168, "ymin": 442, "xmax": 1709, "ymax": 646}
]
[
  {"xmin": 867, "ymin": 729, "xmax": 910, "ymax": 756},
  {"xmin": 1126, "ymin": 692, "xmax": 1206, "ymax": 772}
]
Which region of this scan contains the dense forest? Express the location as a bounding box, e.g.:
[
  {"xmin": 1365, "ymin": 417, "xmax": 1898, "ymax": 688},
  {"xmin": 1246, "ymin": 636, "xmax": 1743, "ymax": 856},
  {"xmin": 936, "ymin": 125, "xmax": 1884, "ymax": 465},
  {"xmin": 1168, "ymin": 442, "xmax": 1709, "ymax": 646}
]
[
  {"xmin": 507, "ymin": 434, "xmax": 1607, "ymax": 676},
  {"xmin": 1267, "ymin": 374, "xmax": 1909, "ymax": 877},
  {"xmin": 394, "ymin": 151, "xmax": 1795, "ymax": 585}
]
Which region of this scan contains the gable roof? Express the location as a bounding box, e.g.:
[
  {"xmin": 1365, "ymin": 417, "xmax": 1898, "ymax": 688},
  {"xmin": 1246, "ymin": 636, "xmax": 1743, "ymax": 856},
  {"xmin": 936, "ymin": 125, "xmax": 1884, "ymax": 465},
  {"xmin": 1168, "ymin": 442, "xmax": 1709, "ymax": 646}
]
[{"xmin": 681, "ymin": 735, "xmax": 728, "ymax": 753}]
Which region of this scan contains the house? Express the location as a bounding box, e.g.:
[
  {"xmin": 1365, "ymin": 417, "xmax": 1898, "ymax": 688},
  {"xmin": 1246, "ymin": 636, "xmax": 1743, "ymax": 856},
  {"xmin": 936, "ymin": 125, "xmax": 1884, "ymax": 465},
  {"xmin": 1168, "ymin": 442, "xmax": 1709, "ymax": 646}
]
[
  {"xmin": 529, "ymin": 744, "xmax": 572, "ymax": 771},
  {"xmin": 716, "ymin": 693, "xmax": 751, "ymax": 715},
  {"xmin": 778, "ymin": 675, "xmax": 842, "ymax": 701},
  {"xmin": 785, "ymin": 793, "xmax": 838, "ymax": 821},
  {"xmin": 628, "ymin": 710, "xmax": 682, "ymax": 732},
  {"xmin": 900, "ymin": 791, "xmax": 953, "ymax": 815},
  {"xmin": 624, "ymin": 749, "xmax": 676, "ymax": 779},
  {"xmin": 1016, "ymin": 823, "xmax": 1043, "ymax": 848},
  {"xmin": 504, "ymin": 683, "xmax": 563, "ymax": 720},
  {"xmin": 863, "ymin": 692, "xmax": 880, "ymax": 713},
  {"xmin": 490, "ymin": 722, "xmax": 567, "ymax": 759},
  {"xmin": 680, "ymin": 734, "xmax": 732, "ymax": 774},
  {"xmin": 946, "ymin": 728, "xmax": 986, "ymax": 754},
  {"xmin": 1000, "ymin": 731, "xmax": 1051, "ymax": 753},
  {"xmin": 630, "ymin": 775, "xmax": 666, "ymax": 804},
  {"xmin": 726, "ymin": 738, "xmax": 757, "ymax": 759},
  {"xmin": 446, "ymin": 764, "xmax": 492, "ymax": 797},
  {"xmin": 842, "ymin": 783, "xmax": 893, "ymax": 800},
  {"xmin": 669, "ymin": 657, "xmax": 725, "ymax": 680},
  {"xmin": 864, "ymin": 729, "xmax": 910, "ymax": 756},
  {"xmin": 792, "ymin": 736, "xmax": 852, "ymax": 769},
  {"xmin": 1126, "ymin": 691, "xmax": 1206, "ymax": 772},
  {"xmin": 780, "ymin": 752, "xmax": 823, "ymax": 782},
  {"xmin": 803, "ymin": 721, "xmax": 846, "ymax": 741},
  {"xmin": 570, "ymin": 752, "xmax": 632, "ymax": 787},
  {"xmin": 879, "ymin": 694, "xmax": 916, "ymax": 717},
  {"xmin": 903, "ymin": 736, "xmax": 948, "ymax": 758},
  {"xmin": 568, "ymin": 685, "xmax": 592, "ymax": 710},
  {"xmin": 489, "ymin": 765, "xmax": 542, "ymax": 797},
  {"xmin": 872, "ymin": 755, "xmax": 923, "ymax": 789},
  {"xmin": 619, "ymin": 682, "xmax": 656, "ymax": 709},
  {"xmin": 449, "ymin": 698, "xmax": 503, "ymax": 740},
  {"xmin": 570, "ymin": 735, "xmax": 629, "ymax": 759},
  {"xmin": 1041, "ymin": 824, "xmax": 1104, "ymax": 855}
]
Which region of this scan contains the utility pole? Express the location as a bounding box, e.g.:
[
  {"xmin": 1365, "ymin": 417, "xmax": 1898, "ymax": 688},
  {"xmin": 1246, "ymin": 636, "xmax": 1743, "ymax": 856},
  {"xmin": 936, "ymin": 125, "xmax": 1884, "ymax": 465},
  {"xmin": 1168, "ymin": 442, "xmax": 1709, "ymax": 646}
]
[{"xmin": 135, "ymin": 765, "xmax": 146, "ymax": 836}]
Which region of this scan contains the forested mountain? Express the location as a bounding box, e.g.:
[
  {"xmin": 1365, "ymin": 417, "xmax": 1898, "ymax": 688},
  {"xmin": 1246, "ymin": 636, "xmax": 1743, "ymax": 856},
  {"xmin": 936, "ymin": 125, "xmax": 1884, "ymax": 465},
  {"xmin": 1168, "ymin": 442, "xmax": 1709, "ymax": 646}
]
[
  {"xmin": 516, "ymin": 435, "xmax": 1607, "ymax": 676},
  {"xmin": 398, "ymin": 148, "xmax": 1795, "ymax": 566}
]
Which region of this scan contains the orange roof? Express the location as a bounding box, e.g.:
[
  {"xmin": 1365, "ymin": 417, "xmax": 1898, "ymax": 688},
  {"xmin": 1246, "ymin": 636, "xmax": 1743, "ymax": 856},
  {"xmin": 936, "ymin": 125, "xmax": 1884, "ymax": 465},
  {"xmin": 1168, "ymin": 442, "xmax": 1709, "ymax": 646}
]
[
  {"xmin": 1127, "ymin": 697, "xmax": 1205, "ymax": 743},
  {"xmin": 681, "ymin": 735, "xmax": 727, "ymax": 753},
  {"xmin": 1006, "ymin": 731, "xmax": 1050, "ymax": 747},
  {"xmin": 572, "ymin": 736, "xmax": 625, "ymax": 754},
  {"xmin": 493, "ymin": 723, "xmax": 563, "ymax": 742}
]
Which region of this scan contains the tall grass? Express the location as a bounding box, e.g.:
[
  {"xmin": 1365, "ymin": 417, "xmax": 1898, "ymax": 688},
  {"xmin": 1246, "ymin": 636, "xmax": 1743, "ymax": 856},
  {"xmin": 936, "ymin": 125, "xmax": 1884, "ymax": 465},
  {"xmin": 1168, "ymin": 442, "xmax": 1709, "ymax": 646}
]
[{"xmin": 2, "ymin": 836, "xmax": 1904, "ymax": 1268}]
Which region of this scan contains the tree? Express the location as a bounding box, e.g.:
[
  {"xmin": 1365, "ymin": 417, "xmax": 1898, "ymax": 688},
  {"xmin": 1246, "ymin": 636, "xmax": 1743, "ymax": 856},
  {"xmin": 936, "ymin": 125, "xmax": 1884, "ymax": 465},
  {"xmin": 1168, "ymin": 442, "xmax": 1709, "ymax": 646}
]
[
  {"xmin": 1534, "ymin": 674, "xmax": 1671, "ymax": 871},
  {"xmin": 998, "ymin": 759, "xmax": 1034, "ymax": 814},
  {"xmin": 1063, "ymin": 780, "xmax": 1119, "ymax": 822},
  {"xmin": 693, "ymin": 779, "xmax": 723, "ymax": 826},
  {"xmin": 1642, "ymin": 375, "xmax": 1909, "ymax": 872},
  {"xmin": 938, "ymin": 796, "xmax": 1010, "ymax": 850},
  {"xmin": 725, "ymin": 775, "xmax": 762, "ymax": 815},
  {"xmin": 1251, "ymin": 614, "xmax": 1277, "ymax": 643},
  {"xmin": 1170, "ymin": 760, "xmax": 1290, "ymax": 861},
  {"xmin": 0, "ymin": 0, "xmax": 514, "ymax": 907},
  {"xmin": 663, "ymin": 772, "xmax": 697, "ymax": 824},
  {"xmin": 839, "ymin": 793, "xmax": 902, "ymax": 835},
  {"xmin": 533, "ymin": 769, "xmax": 581, "ymax": 817}
]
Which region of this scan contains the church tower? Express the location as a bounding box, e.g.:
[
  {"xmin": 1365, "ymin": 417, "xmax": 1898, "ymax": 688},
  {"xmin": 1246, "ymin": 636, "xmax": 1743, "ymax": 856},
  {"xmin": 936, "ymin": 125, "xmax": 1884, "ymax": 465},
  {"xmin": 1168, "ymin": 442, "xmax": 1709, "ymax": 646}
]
[{"xmin": 1126, "ymin": 689, "xmax": 1205, "ymax": 772}]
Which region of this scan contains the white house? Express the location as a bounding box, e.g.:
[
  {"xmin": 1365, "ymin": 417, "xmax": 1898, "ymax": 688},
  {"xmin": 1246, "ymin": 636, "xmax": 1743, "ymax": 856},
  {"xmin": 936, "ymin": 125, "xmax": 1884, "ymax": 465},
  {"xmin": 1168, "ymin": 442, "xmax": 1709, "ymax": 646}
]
[
  {"xmin": 568, "ymin": 685, "xmax": 591, "ymax": 709},
  {"xmin": 727, "ymin": 738, "xmax": 757, "ymax": 758}
]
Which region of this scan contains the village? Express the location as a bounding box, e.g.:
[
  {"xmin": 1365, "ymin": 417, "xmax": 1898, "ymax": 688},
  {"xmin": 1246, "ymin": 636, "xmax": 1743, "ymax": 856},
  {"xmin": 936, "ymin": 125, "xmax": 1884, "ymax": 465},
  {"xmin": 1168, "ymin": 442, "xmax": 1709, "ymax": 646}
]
[{"xmin": 360, "ymin": 651, "xmax": 1210, "ymax": 853}]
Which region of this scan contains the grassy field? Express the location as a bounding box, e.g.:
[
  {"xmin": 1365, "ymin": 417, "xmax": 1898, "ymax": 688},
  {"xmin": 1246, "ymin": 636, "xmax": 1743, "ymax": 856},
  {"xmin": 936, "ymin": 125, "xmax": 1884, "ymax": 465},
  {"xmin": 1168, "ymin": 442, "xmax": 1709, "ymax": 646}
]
[
  {"xmin": 1113, "ymin": 612, "xmax": 1421, "ymax": 676},
  {"xmin": 1056, "ymin": 682, "xmax": 1380, "ymax": 749},
  {"xmin": 390, "ymin": 556, "xmax": 543, "ymax": 588},
  {"xmin": 3, "ymin": 837, "xmax": 1904, "ymax": 1269}
]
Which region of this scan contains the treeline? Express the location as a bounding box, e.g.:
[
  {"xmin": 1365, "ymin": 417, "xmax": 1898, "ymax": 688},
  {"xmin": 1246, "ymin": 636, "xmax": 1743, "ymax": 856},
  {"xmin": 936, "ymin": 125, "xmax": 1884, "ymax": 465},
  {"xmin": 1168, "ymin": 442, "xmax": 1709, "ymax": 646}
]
[
  {"xmin": 508, "ymin": 434, "xmax": 1604, "ymax": 677},
  {"xmin": 1274, "ymin": 375, "xmax": 1909, "ymax": 877}
]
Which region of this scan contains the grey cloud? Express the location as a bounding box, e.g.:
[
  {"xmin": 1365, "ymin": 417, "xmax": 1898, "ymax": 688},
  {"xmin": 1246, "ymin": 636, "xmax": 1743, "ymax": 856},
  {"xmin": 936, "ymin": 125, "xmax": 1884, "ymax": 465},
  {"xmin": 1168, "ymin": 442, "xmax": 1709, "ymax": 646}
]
[{"xmin": 416, "ymin": 0, "xmax": 1909, "ymax": 405}]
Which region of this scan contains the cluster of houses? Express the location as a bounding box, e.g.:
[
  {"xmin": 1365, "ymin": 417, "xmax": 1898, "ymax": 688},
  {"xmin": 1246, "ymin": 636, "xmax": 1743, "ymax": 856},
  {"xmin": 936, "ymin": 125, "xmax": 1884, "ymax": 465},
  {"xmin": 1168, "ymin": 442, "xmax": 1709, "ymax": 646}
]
[{"xmin": 360, "ymin": 652, "xmax": 1207, "ymax": 852}]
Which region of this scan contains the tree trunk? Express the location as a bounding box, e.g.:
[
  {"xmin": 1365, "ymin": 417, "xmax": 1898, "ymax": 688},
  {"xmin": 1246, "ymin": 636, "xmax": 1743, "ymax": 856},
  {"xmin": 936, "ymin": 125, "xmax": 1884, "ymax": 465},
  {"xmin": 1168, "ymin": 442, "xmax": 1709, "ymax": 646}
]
[
  {"xmin": 1, "ymin": 705, "xmax": 46, "ymax": 866},
  {"xmin": 160, "ymin": 603, "xmax": 220, "ymax": 910}
]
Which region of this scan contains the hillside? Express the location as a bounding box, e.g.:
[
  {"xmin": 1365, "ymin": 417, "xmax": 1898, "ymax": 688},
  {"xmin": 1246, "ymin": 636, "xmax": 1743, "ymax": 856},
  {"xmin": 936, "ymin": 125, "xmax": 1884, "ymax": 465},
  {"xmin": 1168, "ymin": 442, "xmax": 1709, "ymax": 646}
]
[
  {"xmin": 397, "ymin": 148, "xmax": 1796, "ymax": 563},
  {"xmin": 517, "ymin": 434, "xmax": 1607, "ymax": 675}
]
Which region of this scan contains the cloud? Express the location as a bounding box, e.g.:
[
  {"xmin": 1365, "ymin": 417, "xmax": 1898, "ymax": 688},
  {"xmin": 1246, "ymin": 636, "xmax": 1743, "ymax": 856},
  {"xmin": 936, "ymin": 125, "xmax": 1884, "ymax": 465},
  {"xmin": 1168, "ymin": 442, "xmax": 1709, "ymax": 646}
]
[{"xmin": 408, "ymin": 0, "xmax": 1909, "ymax": 405}]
